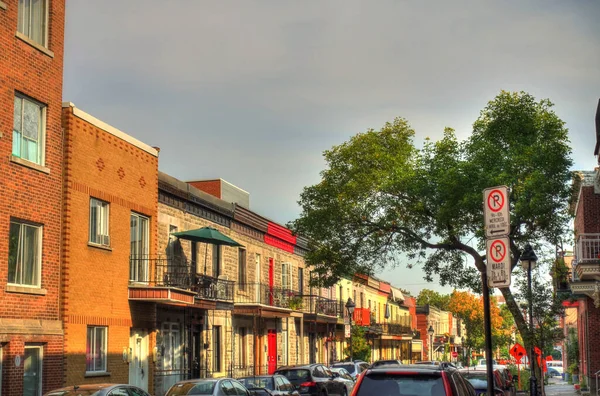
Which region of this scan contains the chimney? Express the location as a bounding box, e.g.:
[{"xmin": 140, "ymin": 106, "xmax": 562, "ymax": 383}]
[{"xmin": 188, "ymin": 179, "xmax": 249, "ymax": 209}]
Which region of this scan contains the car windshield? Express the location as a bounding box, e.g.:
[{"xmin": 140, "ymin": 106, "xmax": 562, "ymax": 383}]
[
  {"xmin": 240, "ymin": 378, "xmax": 274, "ymax": 390},
  {"xmin": 166, "ymin": 381, "xmax": 216, "ymax": 396},
  {"xmin": 356, "ymin": 373, "xmax": 445, "ymax": 396},
  {"xmin": 333, "ymin": 364, "xmax": 356, "ymax": 374},
  {"xmin": 462, "ymin": 373, "xmax": 488, "ymax": 389},
  {"xmin": 275, "ymin": 369, "xmax": 311, "ymax": 384}
]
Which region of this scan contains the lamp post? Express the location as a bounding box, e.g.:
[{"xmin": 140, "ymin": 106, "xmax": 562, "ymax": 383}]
[
  {"xmin": 428, "ymin": 325, "xmax": 435, "ymax": 361},
  {"xmin": 345, "ymin": 298, "xmax": 356, "ymax": 362},
  {"xmin": 520, "ymin": 244, "xmax": 538, "ymax": 396}
]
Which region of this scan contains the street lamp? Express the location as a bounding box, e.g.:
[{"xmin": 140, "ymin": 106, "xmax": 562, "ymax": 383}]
[
  {"xmin": 428, "ymin": 325, "xmax": 435, "ymax": 361},
  {"xmin": 520, "ymin": 244, "xmax": 538, "ymax": 396},
  {"xmin": 345, "ymin": 298, "xmax": 356, "ymax": 362}
]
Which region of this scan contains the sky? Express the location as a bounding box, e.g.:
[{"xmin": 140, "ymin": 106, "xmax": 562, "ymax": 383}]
[{"xmin": 63, "ymin": 1, "xmax": 600, "ymax": 296}]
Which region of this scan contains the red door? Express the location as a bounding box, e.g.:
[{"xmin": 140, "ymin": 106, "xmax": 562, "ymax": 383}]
[
  {"xmin": 268, "ymin": 329, "xmax": 277, "ymax": 374},
  {"xmin": 268, "ymin": 258, "xmax": 274, "ymax": 305}
]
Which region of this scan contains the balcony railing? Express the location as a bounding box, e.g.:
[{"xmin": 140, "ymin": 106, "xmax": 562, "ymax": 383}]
[
  {"xmin": 353, "ymin": 308, "xmax": 371, "ymax": 326},
  {"xmin": 129, "ymin": 255, "xmax": 234, "ymax": 302},
  {"xmin": 235, "ymin": 282, "xmax": 297, "ymax": 309},
  {"xmin": 302, "ymin": 295, "xmax": 339, "ymax": 317},
  {"xmin": 381, "ymin": 316, "xmax": 412, "ymax": 335},
  {"xmin": 575, "ymin": 234, "xmax": 600, "ymax": 264}
]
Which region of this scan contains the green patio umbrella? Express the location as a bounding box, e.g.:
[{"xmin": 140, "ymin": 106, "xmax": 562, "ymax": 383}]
[{"xmin": 171, "ymin": 227, "xmax": 244, "ymax": 274}]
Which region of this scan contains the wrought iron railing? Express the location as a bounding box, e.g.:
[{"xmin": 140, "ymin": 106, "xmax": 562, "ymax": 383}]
[
  {"xmin": 302, "ymin": 295, "xmax": 339, "ymax": 316},
  {"xmin": 235, "ymin": 282, "xmax": 298, "ymax": 309},
  {"xmin": 129, "ymin": 255, "xmax": 234, "ymax": 302},
  {"xmin": 381, "ymin": 322, "xmax": 412, "ymax": 335}
]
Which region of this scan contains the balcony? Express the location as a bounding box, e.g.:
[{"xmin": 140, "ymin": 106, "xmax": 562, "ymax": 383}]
[
  {"xmin": 128, "ymin": 256, "xmax": 234, "ymax": 307},
  {"xmin": 381, "ymin": 316, "xmax": 412, "ymax": 336},
  {"xmin": 353, "ymin": 308, "xmax": 371, "ymax": 326},
  {"xmin": 573, "ymin": 234, "xmax": 600, "ymax": 281},
  {"xmin": 302, "ymin": 295, "xmax": 339, "ymax": 323}
]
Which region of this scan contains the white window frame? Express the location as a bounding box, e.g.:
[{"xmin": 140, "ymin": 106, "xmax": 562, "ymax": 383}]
[
  {"xmin": 129, "ymin": 212, "xmax": 149, "ymax": 282},
  {"xmin": 8, "ymin": 220, "xmax": 42, "ymax": 288},
  {"xmin": 162, "ymin": 323, "xmax": 182, "ymax": 371},
  {"xmin": 86, "ymin": 326, "xmax": 107, "ymax": 373},
  {"xmin": 89, "ymin": 198, "xmax": 110, "ymax": 247},
  {"xmin": 17, "ymin": 0, "xmax": 49, "ymax": 47},
  {"xmin": 23, "ymin": 344, "xmax": 43, "ymax": 396},
  {"xmin": 13, "ymin": 94, "xmax": 46, "ymax": 166},
  {"xmin": 282, "ymin": 263, "xmax": 292, "ymax": 291}
]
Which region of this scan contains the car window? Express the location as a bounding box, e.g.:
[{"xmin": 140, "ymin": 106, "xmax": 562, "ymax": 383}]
[
  {"xmin": 232, "ymin": 380, "xmax": 250, "ymax": 396},
  {"xmin": 356, "ymin": 373, "xmax": 445, "ymax": 396},
  {"xmin": 108, "ymin": 388, "xmax": 130, "ymax": 396},
  {"xmin": 274, "ymin": 377, "xmax": 285, "ymax": 390},
  {"xmin": 333, "ymin": 364, "xmax": 356, "ymax": 374},
  {"xmin": 167, "ymin": 381, "xmax": 217, "ymax": 396},
  {"xmin": 360, "ymin": 363, "xmax": 369, "ymax": 372},
  {"xmin": 222, "ymin": 380, "xmax": 237, "ymax": 396},
  {"xmin": 276, "ymin": 369, "xmax": 311, "ymax": 384},
  {"xmin": 280, "ymin": 376, "xmax": 294, "ymax": 391},
  {"xmin": 323, "ymin": 367, "xmax": 334, "ymax": 377},
  {"xmin": 128, "ymin": 388, "xmax": 151, "ymax": 396},
  {"xmin": 313, "ymin": 366, "xmax": 326, "ymax": 378},
  {"xmin": 451, "ymin": 372, "xmax": 471, "ymax": 396}
]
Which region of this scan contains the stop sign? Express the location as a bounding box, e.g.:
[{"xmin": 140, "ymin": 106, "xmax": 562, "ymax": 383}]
[{"xmin": 451, "ymin": 352, "xmax": 458, "ymax": 358}]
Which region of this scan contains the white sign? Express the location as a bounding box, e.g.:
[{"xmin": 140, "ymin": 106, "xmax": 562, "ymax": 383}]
[
  {"xmin": 344, "ymin": 325, "xmax": 351, "ymax": 338},
  {"xmin": 484, "ymin": 186, "xmax": 510, "ymax": 238},
  {"xmin": 486, "ymin": 238, "xmax": 511, "ymax": 288}
]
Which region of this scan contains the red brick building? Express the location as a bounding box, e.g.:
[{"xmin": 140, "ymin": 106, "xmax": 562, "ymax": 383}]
[
  {"xmin": 569, "ymin": 98, "xmax": 600, "ymax": 395},
  {"xmin": 61, "ymin": 103, "xmax": 159, "ymax": 392},
  {"xmin": 0, "ymin": 0, "xmax": 66, "ymax": 395}
]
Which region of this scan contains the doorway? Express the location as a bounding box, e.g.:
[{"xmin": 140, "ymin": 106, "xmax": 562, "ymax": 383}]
[
  {"xmin": 129, "ymin": 330, "xmax": 149, "ymax": 391},
  {"xmin": 267, "ymin": 329, "xmax": 277, "ymax": 374}
]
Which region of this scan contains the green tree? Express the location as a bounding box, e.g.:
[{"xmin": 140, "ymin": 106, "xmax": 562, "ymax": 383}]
[
  {"xmin": 291, "ymin": 91, "xmax": 572, "ymax": 370},
  {"xmin": 416, "ymin": 289, "xmax": 450, "ymax": 310},
  {"xmin": 344, "ymin": 326, "xmax": 371, "ymax": 362}
]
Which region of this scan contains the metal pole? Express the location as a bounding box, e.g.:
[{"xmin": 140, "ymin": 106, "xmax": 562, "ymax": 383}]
[
  {"xmin": 430, "ymin": 333, "xmax": 433, "ymax": 361},
  {"xmin": 529, "ymin": 266, "xmax": 538, "ymax": 396},
  {"xmin": 349, "ymin": 323, "xmax": 353, "ymax": 362},
  {"xmin": 482, "ymin": 272, "xmax": 495, "ymax": 396}
]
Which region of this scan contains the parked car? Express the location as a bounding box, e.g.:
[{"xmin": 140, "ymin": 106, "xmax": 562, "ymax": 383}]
[
  {"xmin": 370, "ymin": 360, "xmax": 402, "ymax": 368},
  {"xmin": 165, "ymin": 378, "xmax": 252, "ymax": 396},
  {"xmin": 44, "ymin": 384, "xmax": 151, "ymax": 396},
  {"xmin": 275, "ymin": 364, "xmax": 347, "ymax": 396},
  {"xmin": 546, "ymin": 361, "xmax": 563, "ymax": 377},
  {"xmin": 238, "ymin": 375, "xmax": 300, "ymax": 396},
  {"xmin": 330, "ymin": 361, "xmax": 369, "ymax": 380},
  {"xmin": 329, "ymin": 367, "xmax": 356, "ymax": 395},
  {"xmin": 474, "ymin": 359, "xmax": 506, "ymax": 370},
  {"xmin": 460, "ymin": 369, "xmax": 506, "ymax": 396},
  {"xmin": 351, "ymin": 364, "xmax": 476, "ymax": 396},
  {"xmin": 495, "ymin": 367, "xmax": 516, "ymax": 396}
]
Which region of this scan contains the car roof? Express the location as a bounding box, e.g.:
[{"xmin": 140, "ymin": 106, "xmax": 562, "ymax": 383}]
[
  {"xmin": 48, "ymin": 384, "xmax": 122, "ymax": 391},
  {"xmin": 364, "ymin": 364, "xmax": 453, "ymax": 374},
  {"xmin": 239, "ymin": 375, "xmax": 278, "ymax": 379},
  {"xmin": 276, "ymin": 364, "xmax": 322, "ymax": 370}
]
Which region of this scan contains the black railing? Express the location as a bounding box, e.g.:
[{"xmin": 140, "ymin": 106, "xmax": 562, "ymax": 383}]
[
  {"xmin": 235, "ymin": 282, "xmax": 298, "ymax": 309},
  {"xmin": 302, "ymin": 295, "xmax": 338, "ymax": 317},
  {"xmin": 129, "ymin": 255, "xmax": 234, "ymax": 302},
  {"xmin": 199, "ymin": 365, "xmax": 271, "ymax": 379},
  {"xmin": 381, "ymin": 323, "xmax": 412, "ymax": 335}
]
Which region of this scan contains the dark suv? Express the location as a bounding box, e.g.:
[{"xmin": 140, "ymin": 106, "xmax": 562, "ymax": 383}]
[
  {"xmin": 351, "ymin": 364, "xmax": 476, "ymax": 396},
  {"xmin": 275, "ymin": 364, "xmax": 347, "ymax": 396}
]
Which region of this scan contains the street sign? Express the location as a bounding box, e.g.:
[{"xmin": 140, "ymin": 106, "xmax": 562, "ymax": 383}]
[
  {"xmin": 451, "ymin": 351, "xmax": 458, "ymax": 358},
  {"xmin": 484, "ymin": 186, "xmax": 510, "ymax": 238},
  {"xmin": 344, "ymin": 325, "xmax": 351, "ymax": 338},
  {"xmin": 486, "ymin": 237, "xmax": 511, "ymax": 288}
]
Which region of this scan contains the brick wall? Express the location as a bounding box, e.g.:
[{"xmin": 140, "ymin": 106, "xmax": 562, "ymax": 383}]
[
  {"xmin": 61, "ymin": 106, "xmax": 158, "ymax": 388},
  {"xmin": 575, "ymin": 186, "xmax": 600, "ymax": 234},
  {"xmin": 189, "ymin": 180, "xmax": 222, "ymax": 199},
  {"xmin": 0, "ymin": 1, "xmax": 66, "ymax": 394}
]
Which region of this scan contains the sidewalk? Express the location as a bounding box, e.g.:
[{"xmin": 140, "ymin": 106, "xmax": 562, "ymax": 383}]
[{"xmin": 545, "ymin": 376, "xmax": 583, "ymax": 396}]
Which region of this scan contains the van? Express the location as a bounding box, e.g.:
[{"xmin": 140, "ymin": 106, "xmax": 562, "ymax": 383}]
[{"xmin": 547, "ymin": 361, "xmax": 563, "ymax": 376}]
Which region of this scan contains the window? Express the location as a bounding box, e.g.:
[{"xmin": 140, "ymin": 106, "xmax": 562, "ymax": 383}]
[
  {"xmin": 282, "ymin": 263, "xmax": 290, "ymax": 290},
  {"xmin": 282, "ymin": 330, "xmax": 288, "ymax": 366},
  {"xmin": 162, "ymin": 323, "xmax": 181, "ymax": 371},
  {"xmin": 238, "ymin": 327, "xmax": 247, "ymax": 367},
  {"xmin": 8, "ymin": 220, "xmax": 42, "ymax": 287},
  {"xmin": 298, "ymin": 268, "xmax": 304, "ymax": 295},
  {"xmin": 130, "ymin": 213, "xmax": 149, "ymax": 282},
  {"xmin": 212, "ymin": 245, "xmax": 221, "ymax": 278},
  {"xmin": 238, "ymin": 248, "xmax": 247, "ymax": 290},
  {"xmin": 89, "ymin": 198, "xmax": 110, "ymax": 246},
  {"xmin": 23, "ymin": 345, "xmax": 42, "ymax": 396},
  {"xmin": 13, "ymin": 95, "xmax": 45, "ymax": 165},
  {"xmin": 86, "ymin": 326, "xmax": 107, "ymax": 372},
  {"xmin": 17, "ymin": 0, "xmax": 48, "ymax": 46},
  {"xmin": 213, "ymin": 326, "xmax": 222, "ymax": 372}
]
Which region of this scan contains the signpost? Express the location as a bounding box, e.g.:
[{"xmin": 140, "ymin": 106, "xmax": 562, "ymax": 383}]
[
  {"xmin": 486, "ymin": 237, "xmax": 511, "ymax": 288},
  {"xmin": 484, "ymin": 186, "xmax": 510, "ymax": 238},
  {"xmin": 483, "ymin": 186, "xmax": 512, "ymax": 396}
]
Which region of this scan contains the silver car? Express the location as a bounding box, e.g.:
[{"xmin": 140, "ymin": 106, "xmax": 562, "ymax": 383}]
[
  {"xmin": 330, "ymin": 361, "xmax": 369, "ymax": 380},
  {"xmin": 166, "ymin": 378, "xmax": 253, "ymax": 396},
  {"xmin": 329, "ymin": 367, "xmax": 355, "ymax": 395},
  {"xmin": 44, "ymin": 383, "xmax": 151, "ymax": 396}
]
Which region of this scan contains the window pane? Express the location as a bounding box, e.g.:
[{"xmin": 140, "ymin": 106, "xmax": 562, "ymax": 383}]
[
  {"xmin": 86, "ymin": 327, "xmax": 93, "ymax": 371},
  {"xmin": 22, "ymin": 224, "xmax": 39, "ymax": 286},
  {"xmin": 8, "ymin": 222, "xmax": 21, "ymax": 284},
  {"xmin": 30, "ymin": 0, "xmax": 46, "ymax": 44},
  {"xmin": 95, "ymin": 327, "xmax": 106, "ymax": 370},
  {"xmin": 23, "ymin": 99, "xmax": 39, "ymax": 140}
]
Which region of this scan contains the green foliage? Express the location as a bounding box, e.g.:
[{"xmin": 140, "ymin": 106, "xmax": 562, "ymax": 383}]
[
  {"xmin": 566, "ymin": 327, "xmax": 579, "ymax": 367},
  {"xmin": 288, "ymin": 296, "xmax": 303, "ymax": 310},
  {"xmin": 551, "ymin": 349, "xmax": 562, "ymax": 360},
  {"xmin": 416, "ymin": 289, "xmax": 450, "ymax": 310},
  {"xmin": 344, "ymin": 326, "xmax": 371, "ymax": 362}
]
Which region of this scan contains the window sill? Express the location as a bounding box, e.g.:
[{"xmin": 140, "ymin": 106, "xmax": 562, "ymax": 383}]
[
  {"xmin": 6, "ymin": 285, "xmax": 47, "ymax": 295},
  {"xmin": 85, "ymin": 371, "xmax": 111, "ymax": 378},
  {"xmin": 15, "ymin": 31, "xmax": 54, "ymax": 58},
  {"xmin": 0, "ymin": 2, "xmax": 7, "ymax": 10},
  {"xmin": 10, "ymin": 156, "xmax": 50, "ymax": 174},
  {"xmin": 88, "ymin": 242, "xmax": 112, "ymax": 251}
]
